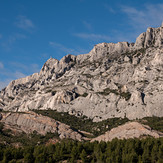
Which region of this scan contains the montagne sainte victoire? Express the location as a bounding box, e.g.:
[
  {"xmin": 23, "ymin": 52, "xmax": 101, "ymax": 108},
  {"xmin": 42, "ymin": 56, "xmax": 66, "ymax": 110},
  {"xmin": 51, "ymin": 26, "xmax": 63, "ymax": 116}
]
[{"xmin": 0, "ymin": 24, "xmax": 163, "ymax": 142}]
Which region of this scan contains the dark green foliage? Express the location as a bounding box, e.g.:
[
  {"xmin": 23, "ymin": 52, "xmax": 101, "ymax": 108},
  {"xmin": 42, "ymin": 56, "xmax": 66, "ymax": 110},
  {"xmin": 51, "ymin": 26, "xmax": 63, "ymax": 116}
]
[
  {"xmin": 98, "ymin": 88, "xmax": 131, "ymax": 101},
  {"xmin": 81, "ymin": 92, "xmax": 88, "ymax": 97},
  {"xmin": 98, "ymin": 88, "xmax": 119, "ymax": 96},
  {"xmin": 80, "ymin": 149, "xmax": 87, "ymax": 162},
  {"xmin": 139, "ymin": 116, "xmax": 163, "ymax": 132},
  {"xmin": 0, "ymin": 137, "xmax": 162, "ymax": 162},
  {"xmin": 34, "ymin": 109, "xmax": 129, "ymax": 137},
  {"xmin": 122, "ymin": 48, "xmax": 146, "ymax": 58},
  {"xmin": 119, "ymin": 92, "xmax": 131, "ymax": 101},
  {"xmin": 0, "ymin": 129, "xmax": 59, "ymax": 147},
  {"xmin": 0, "ymin": 122, "xmax": 4, "ymax": 133}
]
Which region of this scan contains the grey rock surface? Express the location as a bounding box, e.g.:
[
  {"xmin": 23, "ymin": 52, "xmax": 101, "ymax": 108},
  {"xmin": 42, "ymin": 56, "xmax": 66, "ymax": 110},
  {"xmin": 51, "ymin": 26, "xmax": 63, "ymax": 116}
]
[
  {"xmin": 0, "ymin": 25, "xmax": 163, "ymax": 121},
  {"xmin": 0, "ymin": 112, "xmax": 83, "ymax": 140}
]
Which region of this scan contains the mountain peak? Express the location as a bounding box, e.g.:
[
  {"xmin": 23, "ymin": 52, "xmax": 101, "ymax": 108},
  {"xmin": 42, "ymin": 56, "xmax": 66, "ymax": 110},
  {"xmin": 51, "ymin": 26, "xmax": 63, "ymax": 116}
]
[{"xmin": 0, "ymin": 24, "xmax": 163, "ymax": 122}]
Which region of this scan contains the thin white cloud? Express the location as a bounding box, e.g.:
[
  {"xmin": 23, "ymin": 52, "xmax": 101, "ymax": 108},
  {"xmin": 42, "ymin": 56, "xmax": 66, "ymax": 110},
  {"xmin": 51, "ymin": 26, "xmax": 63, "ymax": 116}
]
[
  {"xmin": 2, "ymin": 33, "xmax": 27, "ymax": 51},
  {"xmin": 83, "ymin": 21, "xmax": 92, "ymax": 30},
  {"xmin": 0, "ymin": 72, "xmax": 26, "ymax": 90},
  {"xmin": 10, "ymin": 62, "xmax": 40, "ymax": 74},
  {"xmin": 49, "ymin": 42, "xmax": 75, "ymax": 54},
  {"xmin": 74, "ymin": 33, "xmax": 110, "ymax": 41},
  {"xmin": 0, "ymin": 70, "xmax": 26, "ymax": 79},
  {"xmin": 15, "ymin": 15, "xmax": 35, "ymax": 30},
  {"xmin": 104, "ymin": 4, "xmax": 116, "ymax": 13},
  {"xmin": 14, "ymin": 71, "xmax": 26, "ymax": 79},
  {"xmin": 0, "ymin": 62, "xmax": 40, "ymax": 90},
  {"xmin": 31, "ymin": 64, "xmax": 40, "ymax": 73},
  {"xmin": 0, "ymin": 79, "xmax": 11, "ymax": 90},
  {"xmin": 49, "ymin": 42, "xmax": 88, "ymax": 55},
  {"xmin": 121, "ymin": 4, "xmax": 163, "ymax": 30},
  {"xmin": 0, "ymin": 62, "xmax": 4, "ymax": 69}
]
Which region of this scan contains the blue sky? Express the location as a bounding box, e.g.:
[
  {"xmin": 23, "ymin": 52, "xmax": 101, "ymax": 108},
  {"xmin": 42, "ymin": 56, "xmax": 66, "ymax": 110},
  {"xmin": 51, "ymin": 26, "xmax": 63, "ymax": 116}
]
[{"xmin": 0, "ymin": 0, "xmax": 163, "ymax": 90}]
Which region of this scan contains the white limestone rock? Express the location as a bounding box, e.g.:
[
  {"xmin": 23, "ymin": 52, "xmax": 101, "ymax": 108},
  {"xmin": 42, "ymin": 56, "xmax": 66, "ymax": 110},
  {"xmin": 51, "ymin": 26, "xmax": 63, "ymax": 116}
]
[{"xmin": 0, "ymin": 24, "xmax": 163, "ymax": 122}]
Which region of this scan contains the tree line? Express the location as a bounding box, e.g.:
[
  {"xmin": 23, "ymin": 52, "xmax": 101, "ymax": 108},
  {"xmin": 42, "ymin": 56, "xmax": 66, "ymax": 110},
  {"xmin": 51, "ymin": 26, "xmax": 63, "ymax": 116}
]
[{"xmin": 0, "ymin": 137, "xmax": 163, "ymax": 163}]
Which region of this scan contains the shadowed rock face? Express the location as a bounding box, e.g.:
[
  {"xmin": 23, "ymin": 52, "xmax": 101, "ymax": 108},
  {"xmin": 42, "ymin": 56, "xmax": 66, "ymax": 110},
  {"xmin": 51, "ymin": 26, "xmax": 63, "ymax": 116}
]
[
  {"xmin": 0, "ymin": 25, "xmax": 163, "ymax": 121},
  {"xmin": 91, "ymin": 122, "xmax": 163, "ymax": 142}
]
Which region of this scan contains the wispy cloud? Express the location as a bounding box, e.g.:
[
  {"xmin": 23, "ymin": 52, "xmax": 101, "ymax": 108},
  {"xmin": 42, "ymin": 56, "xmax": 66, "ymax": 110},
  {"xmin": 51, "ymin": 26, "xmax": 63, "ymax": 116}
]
[
  {"xmin": 49, "ymin": 42, "xmax": 88, "ymax": 55},
  {"xmin": 50, "ymin": 42, "xmax": 75, "ymax": 54},
  {"xmin": 0, "ymin": 70, "xmax": 26, "ymax": 79},
  {"xmin": 10, "ymin": 62, "xmax": 40, "ymax": 73},
  {"xmin": 14, "ymin": 71, "xmax": 26, "ymax": 79},
  {"xmin": 0, "ymin": 62, "xmax": 4, "ymax": 69},
  {"xmin": 0, "ymin": 79, "xmax": 11, "ymax": 90},
  {"xmin": 0, "ymin": 71, "xmax": 27, "ymax": 90},
  {"xmin": 74, "ymin": 33, "xmax": 110, "ymax": 41},
  {"xmin": 121, "ymin": 4, "xmax": 163, "ymax": 30},
  {"xmin": 83, "ymin": 21, "xmax": 92, "ymax": 30},
  {"xmin": 15, "ymin": 15, "xmax": 35, "ymax": 31},
  {"xmin": 0, "ymin": 71, "xmax": 26, "ymax": 90},
  {"xmin": 104, "ymin": 4, "xmax": 116, "ymax": 13},
  {"xmin": 0, "ymin": 61, "xmax": 41, "ymax": 90},
  {"xmin": 30, "ymin": 64, "xmax": 40, "ymax": 73},
  {"xmin": 1, "ymin": 33, "xmax": 27, "ymax": 51}
]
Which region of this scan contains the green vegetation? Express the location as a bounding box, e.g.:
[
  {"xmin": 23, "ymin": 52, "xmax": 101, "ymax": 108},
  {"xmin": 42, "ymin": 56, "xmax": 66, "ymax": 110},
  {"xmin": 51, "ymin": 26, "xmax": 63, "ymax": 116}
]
[
  {"xmin": 98, "ymin": 88, "xmax": 131, "ymax": 101},
  {"xmin": 81, "ymin": 92, "xmax": 88, "ymax": 97},
  {"xmin": 0, "ymin": 123, "xmax": 59, "ymax": 146},
  {"xmin": 0, "ymin": 137, "xmax": 162, "ymax": 162},
  {"xmin": 139, "ymin": 116, "xmax": 163, "ymax": 133},
  {"xmin": 120, "ymin": 92, "xmax": 131, "ymax": 101},
  {"xmin": 34, "ymin": 110, "xmax": 129, "ymax": 137},
  {"xmin": 82, "ymin": 73, "xmax": 93, "ymax": 78},
  {"xmin": 123, "ymin": 48, "xmax": 146, "ymax": 57},
  {"xmin": 0, "ymin": 122, "xmax": 4, "ymax": 133}
]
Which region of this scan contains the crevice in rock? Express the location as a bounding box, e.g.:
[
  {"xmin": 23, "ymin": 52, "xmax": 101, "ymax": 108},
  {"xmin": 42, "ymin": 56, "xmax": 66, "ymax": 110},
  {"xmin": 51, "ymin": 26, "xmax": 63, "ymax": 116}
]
[{"xmin": 141, "ymin": 92, "xmax": 145, "ymax": 105}]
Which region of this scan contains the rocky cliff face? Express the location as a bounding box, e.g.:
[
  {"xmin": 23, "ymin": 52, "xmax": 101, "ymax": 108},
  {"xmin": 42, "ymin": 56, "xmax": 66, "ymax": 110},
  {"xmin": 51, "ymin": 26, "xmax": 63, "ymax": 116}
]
[
  {"xmin": 0, "ymin": 25, "xmax": 163, "ymax": 121},
  {"xmin": 0, "ymin": 112, "xmax": 84, "ymax": 141}
]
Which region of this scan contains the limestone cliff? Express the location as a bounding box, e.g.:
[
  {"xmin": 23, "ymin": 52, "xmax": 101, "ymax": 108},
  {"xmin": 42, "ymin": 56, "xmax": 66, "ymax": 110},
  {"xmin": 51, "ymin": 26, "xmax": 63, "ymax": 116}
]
[{"xmin": 0, "ymin": 24, "xmax": 163, "ymax": 121}]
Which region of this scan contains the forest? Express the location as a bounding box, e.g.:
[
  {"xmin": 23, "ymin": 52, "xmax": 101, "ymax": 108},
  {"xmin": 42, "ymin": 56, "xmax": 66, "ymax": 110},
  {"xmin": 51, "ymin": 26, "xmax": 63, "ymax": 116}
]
[
  {"xmin": 0, "ymin": 137, "xmax": 163, "ymax": 163},
  {"xmin": 1, "ymin": 111, "xmax": 163, "ymax": 162}
]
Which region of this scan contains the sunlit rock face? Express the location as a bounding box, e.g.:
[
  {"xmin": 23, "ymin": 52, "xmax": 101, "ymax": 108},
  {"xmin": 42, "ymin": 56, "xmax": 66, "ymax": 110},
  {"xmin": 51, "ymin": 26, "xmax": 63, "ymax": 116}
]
[
  {"xmin": 0, "ymin": 112, "xmax": 84, "ymax": 141},
  {"xmin": 1, "ymin": 24, "xmax": 163, "ymax": 122},
  {"xmin": 91, "ymin": 122, "xmax": 163, "ymax": 142}
]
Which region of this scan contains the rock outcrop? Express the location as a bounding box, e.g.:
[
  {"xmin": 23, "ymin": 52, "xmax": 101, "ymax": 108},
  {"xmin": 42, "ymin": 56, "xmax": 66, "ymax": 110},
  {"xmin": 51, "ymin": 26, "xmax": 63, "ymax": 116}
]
[
  {"xmin": 91, "ymin": 122, "xmax": 163, "ymax": 142},
  {"xmin": 0, "ymin": 112, "xmax": 84, "ymax": 141},
  {"xmin": 0, "ymin": 24, "xmax": 163, "ymax": 121}
]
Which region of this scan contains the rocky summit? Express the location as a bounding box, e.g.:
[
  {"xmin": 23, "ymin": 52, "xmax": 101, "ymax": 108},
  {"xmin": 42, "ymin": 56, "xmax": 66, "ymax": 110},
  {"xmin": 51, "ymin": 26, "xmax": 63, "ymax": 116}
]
[{"xmin": 0, "ymin": 24, "xmax": 163, "ymax": 122}]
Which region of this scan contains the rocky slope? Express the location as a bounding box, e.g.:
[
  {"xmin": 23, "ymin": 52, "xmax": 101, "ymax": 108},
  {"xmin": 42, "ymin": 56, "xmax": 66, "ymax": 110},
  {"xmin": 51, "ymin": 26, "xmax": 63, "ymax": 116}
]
[
  {"xmin": 0, "ymin": 112, "xmax": 84, "ymax": 141},
  {"xmin": 91, "ymin": 122, "xmax": 163, "ymax": 142},
  {"xmin": 0, "ymin": 24, "xmax": 163, "ymax": 121}
]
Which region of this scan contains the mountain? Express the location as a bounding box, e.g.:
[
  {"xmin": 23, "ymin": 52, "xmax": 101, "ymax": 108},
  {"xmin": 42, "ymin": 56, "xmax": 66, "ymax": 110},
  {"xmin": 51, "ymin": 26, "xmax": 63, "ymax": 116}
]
[
  {"xmin": 1, "ymin": 24, "xmax": 163, "ymax": 122},
  {"xmin": 1, "ymin": 24, "xmax": 163, "ymax": 163}
]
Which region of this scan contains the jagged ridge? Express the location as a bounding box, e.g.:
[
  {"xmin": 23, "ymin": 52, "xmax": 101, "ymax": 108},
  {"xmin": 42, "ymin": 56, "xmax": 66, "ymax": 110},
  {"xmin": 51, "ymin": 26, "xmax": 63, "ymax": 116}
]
[{"xmin": 0, "ymin": 24, "xmax": 163, "ymax": 121}]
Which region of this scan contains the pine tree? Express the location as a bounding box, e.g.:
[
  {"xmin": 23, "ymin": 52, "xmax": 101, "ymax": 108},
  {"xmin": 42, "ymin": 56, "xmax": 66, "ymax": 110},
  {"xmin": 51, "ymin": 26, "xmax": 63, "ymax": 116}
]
[{"xmin": 80, "ymin": 149, "xmax": 87, "ymax": 163}]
